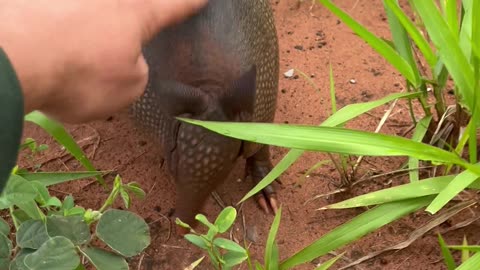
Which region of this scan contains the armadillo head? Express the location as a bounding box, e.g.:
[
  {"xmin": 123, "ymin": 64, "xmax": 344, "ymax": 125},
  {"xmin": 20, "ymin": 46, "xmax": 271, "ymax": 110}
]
[{"xmin": 153, "ymin": 66, "xmax": 257, "ymax": 225}]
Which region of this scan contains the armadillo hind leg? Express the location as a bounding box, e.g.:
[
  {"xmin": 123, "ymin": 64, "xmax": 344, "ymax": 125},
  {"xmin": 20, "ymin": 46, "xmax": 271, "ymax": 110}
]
[{"xmin": 245, "ymin": 145, "xmax": 279, "ymax": 214}]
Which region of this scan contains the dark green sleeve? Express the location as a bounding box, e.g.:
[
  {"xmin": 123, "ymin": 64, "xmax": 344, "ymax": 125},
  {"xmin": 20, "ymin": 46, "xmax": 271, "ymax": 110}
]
[{"xmin": 0, "ymin": 47, "xmax": 24, "ymax": 193}]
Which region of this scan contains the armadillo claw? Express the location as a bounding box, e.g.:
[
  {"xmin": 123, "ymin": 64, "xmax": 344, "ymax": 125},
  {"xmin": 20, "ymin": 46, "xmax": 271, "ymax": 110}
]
[
  {"xmin": 256, "ymin": 195, "xmax": 270, "ymax": 215},
  {"xmin": 254, "ymin": 184, "xmax": 278, "ymax": 215},
  {"xmin": 269, "ymin": 196, "xmax": 279, "ymax": 214}
]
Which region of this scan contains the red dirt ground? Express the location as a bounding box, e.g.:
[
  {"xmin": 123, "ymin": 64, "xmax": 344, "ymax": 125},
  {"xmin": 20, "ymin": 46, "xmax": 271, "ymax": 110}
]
[{"xmin": 16, "ymin": 0, "xmax": 480, "ymax": 269}]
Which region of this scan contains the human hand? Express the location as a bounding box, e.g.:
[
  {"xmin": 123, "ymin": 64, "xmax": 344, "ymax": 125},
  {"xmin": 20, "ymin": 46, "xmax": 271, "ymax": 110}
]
[{"xmin": 0, "ymin": 0, "xmax": 207, "ymax": 123}]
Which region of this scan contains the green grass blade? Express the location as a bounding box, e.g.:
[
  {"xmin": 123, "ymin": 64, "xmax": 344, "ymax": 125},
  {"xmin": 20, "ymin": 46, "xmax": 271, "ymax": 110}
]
[
  {"xmin": 457, "ymin": 248, "xmax": 480, "ymax": 269},
  {"xmin": 383, "ymin": 0, "xmax": 420, "ymax": 75},
  {"xmin": 180, "ymin": 120, "xmax": 465, "ymax": 166},
  {"xmin": 469, "ymin": 0, "xmax": 480, "ymax": 164},
  {"xmin": 444, "ymin": 0, "xmax": 460, "ymax": 36},
  {"xmin": 408, "ymin": 115, "xmax": 432, "ymax": 182},
  {"xmin": 448, "ymin": 246, "xmax": 480, "ymax": 252},
  {"xmin": 426, "ymin": 165, "xmax": 480, "ymax": 214},
  {"xmin": 318, "ymin": 0, "xmax": 419, "ymax": 86},
  {"xmin": 24, "ymin": 111, "xmax": 105, "ymax": 186},
  {"xmin": 279, "ymin": 196, "xmax": 434, "ymax": 269},
  {"xmin": 17, "ymin": 171, "xmax": 103, "ymax": 187},
  {"xmin": 458, "ymin": 0, "xmax": 473, "ymax": 61},
  {"xmin": 321, "ymin": 92, "xmax": 420, "ymax": 127},
  {"xmin": 384, "ymin": 0, "xmax": 437, "ymax": 69},
  {"xmin": 329, "ymin": 63, "xmax": 337, "ymax": 114},
  {"xmin": 324, "ymin": 172, "xmax": 480, "ymax": 209},
  {"xmin": 322, "ymin": 175, "xmax": 455, "ymax": 209},
  {"xmin": 237, "ymin": 92, "xmax": 418, "ymax": 204},
  {"xmin": 438, "ymin": 233, "xmax": 457, "ymax": 270},
  {"xmin": 462, "ymin": 236, "xmax": 470, "ymax": 262},
  {"xmin": 411, "ymin": 1, "xmax": 476, "ymax": 114},
  {"xmin": 265, "ymin": 207, "xmax": 282, "ymax": 270},
  {"xmin": 314, "ymin": 252, "xmax": 344, "ymax": 270}
]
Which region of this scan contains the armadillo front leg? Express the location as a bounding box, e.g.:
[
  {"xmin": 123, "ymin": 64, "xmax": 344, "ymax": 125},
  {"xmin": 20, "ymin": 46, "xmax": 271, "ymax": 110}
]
[
  {"xmin": 174, "ymin": 183, "xmax": 211, "ymax": 232},
  {"xmin": 245, "ymin": 145, "xmax": 279, "ymax": 214}
]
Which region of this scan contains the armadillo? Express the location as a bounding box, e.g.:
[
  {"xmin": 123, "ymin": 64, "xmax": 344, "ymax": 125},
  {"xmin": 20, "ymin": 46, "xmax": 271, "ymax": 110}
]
[{"xmin": 131, "ymin": 0, "xmax": 279, "ymax": 227}]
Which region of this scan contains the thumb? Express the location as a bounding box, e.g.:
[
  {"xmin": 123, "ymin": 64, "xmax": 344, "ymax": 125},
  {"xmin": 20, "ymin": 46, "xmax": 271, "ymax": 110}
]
[{"xmin": 137, "ymin": 0, "xmax": 208, "ymax": 43}]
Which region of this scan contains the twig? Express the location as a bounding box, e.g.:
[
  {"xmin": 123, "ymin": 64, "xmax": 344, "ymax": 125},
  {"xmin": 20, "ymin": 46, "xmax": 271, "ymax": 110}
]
[{"xmin": 137, "ymin": 253, "xmax": 145, "ymax": 270}]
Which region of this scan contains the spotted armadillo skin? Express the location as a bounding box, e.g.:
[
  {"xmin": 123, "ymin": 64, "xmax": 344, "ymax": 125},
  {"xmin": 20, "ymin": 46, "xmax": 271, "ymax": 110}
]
[{"xmin": 131, "ymin": 0, "xmax": 279, "ymax": 224}]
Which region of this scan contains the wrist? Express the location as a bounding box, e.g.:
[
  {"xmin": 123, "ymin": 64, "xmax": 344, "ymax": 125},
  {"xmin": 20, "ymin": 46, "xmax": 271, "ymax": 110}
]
[{"xmin": 0, "ymin": 2, "xmax": 58, "ymax": 114}]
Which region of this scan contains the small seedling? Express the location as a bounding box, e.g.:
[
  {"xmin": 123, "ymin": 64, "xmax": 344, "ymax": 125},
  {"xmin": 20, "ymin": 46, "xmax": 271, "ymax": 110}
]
[
  {"xmin": 176, "ymin": 206, "xmax": 248, "ymax": 270},
  {"xmin": 20, "ymin": 137, "xmax": 49, "ymax": 170}
]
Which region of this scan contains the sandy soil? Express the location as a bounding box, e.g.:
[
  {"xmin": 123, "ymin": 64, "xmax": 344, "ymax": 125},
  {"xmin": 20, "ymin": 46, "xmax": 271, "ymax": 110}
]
[{"xmin": 16, "ymin": 0, "xmax": 479, "ymax": 269}]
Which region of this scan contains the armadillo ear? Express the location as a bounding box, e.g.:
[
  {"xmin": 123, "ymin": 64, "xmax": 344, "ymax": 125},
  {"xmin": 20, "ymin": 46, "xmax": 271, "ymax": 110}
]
[
  {"xmin": 152, "ymin": 80, "xmax": 208, "ymax": 116},
  {"xmin": 221, "ymin": 65, "xmax": 257, "ymax": 121}
]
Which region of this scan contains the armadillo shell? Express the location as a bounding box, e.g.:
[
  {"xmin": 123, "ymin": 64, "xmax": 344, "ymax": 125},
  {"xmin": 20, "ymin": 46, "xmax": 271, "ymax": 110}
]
[{"xmin": 131, "ymin": 0, "xmax": 279, "ymax": 158}]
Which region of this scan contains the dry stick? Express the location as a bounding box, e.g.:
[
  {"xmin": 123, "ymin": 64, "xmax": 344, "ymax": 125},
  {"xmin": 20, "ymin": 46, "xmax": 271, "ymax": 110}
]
[
  {"xmin": 441, "ymin": 211, "xmax": 480, "ymax": 234},
  {"xmin": 429, "ymin": 105, "xmax": 457, "ymax": 177},
  {"xmin": 137, "ymin": 253, "xmax": 145, "ymax": 270},
  {"xmin": 305, "ymin": 166, "xmax": 432, "ymax": 206},
  {"xmin": 349, "ymin": 0, "xmax": 360, "ymax": 12},
  {"xmin": 83, "ymin": 124, "xmax": 101, "ymax": 160},
  {"xmin": 100, "ymin": 150, "xmax": 148, "ymax": 179},
  {"xmin": 353, "ymin": 166, "xmax": 434, "ymax": 187},
  {"xmin": 429, "ymin": 105, "xmax": 456, "ymax": 146},
  {"xmin": 400, "ymin": 124, "xmax": 416, "ymax": 137},
  {"xmin": 211, "ymin": 191, "xmax": 226, "ymax": 209},
  {"xmin": 325, "ymin": 251, "xmax": 365, "ymax": 270},
  {"xmin": 304, "ymin": 188, "xmax": 348, "ymax": 206},
  {"xmin": 393, "ymin": 254, "xmax": 414, "ymax": 270},
  {"xmin": 148, "ymin": 212, "xmax": 172, "ymax": 242}
]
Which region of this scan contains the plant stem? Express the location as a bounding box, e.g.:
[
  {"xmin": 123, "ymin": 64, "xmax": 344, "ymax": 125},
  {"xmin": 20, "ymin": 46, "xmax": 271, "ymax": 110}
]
[
  {"xmin": 9, "ymin": 206, "xmax": 19, "ymax": 230},
  {"xmin": 99, "ymin": 189, "xmax": 118, "ymax": 213}
]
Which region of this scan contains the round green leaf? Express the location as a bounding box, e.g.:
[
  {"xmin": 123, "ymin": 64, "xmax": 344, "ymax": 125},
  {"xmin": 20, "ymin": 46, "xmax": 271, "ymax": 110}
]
[
  {"xmin": 214, "ymin": 206, "xmax": 237, "ymax": 233},
  {"xmin": 46, "ymin": 215, "xmax": 90, "ymax": 245},
  {"xmin": 96, "ymin": 209, "xmax": 150, "ymax": 257},
  {"xmin": 80, "ymin": 247, "xmax": 128, "ymax": 270},
  {"xmin": 184, "ymin": 234, "xmax": 209, "ymax": 250},
  {"xmin": 0, "ymin": 232, "xmax": 12, "ymax": 268},
  {"xmin": 30, "ymin": 181, "xmax": 50, "ymax": 206},
  {"xmin": 0, "ymin": 258, "xmax": 9, "ymax": 270},
  {"xmin": 11, "ymin": 210, "xmax": 31, "ymax": 226},
  {"xmin": 213, "ymin": 238, "xmax": 246, "ymax": 253},
  {"xmin": 16, "ymin": 220, "xmax": 49, "ymax": 249},
  {"xmin": 0, "ymin": 217, "xmax": 10, "ymax": 236},
  {"xmin": 1, "ymin": 175, "xmax": 37, "ymax": 207},
  {"xmin": 62, "ymin": 196, "xmax": 74, "ymax": 211},
  {"xmin": 9, "ymin": 248, "xmax": 35, "ymax": 270},
  {"xmin": 24, "ymin": 236, "xmax": 80, "ymax": 270}
]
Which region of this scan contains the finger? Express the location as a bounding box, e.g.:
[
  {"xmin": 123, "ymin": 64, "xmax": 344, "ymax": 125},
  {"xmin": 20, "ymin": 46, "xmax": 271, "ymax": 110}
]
[{"xmin": 135, "ymin": 0, "xmax": 208, "ymax": 43}]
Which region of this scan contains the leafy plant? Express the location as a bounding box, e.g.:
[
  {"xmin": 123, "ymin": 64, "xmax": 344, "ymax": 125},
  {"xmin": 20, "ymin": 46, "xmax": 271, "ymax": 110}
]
[
  {"xmin": 438, "ymin": 234, "xmax": 480, "ymax": 269},
  {"xmin": 176, "ymin": 206, "xmax": 249, "ymax": 270},
  {"xmin": 0, "ymin": 171, "xmax": 149, "ymax": 270},
  {"xmin": 178, "ymin": 206, "xmax": 341, "ymax": 270},
  {"xmin": 0, "ymin": 111, "xmax": 150, "ymax": 269},
  {"xmin": 19, "ymin": 138, "xmax": 49, "ymax": 170}
]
